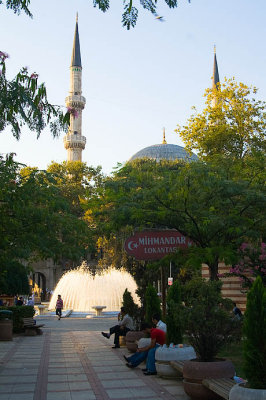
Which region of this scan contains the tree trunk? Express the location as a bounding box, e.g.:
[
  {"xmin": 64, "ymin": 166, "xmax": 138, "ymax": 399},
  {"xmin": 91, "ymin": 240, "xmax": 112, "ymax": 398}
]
[{"xmin": 209, "ymin": 259, "xmax": 219, "ymax": 281}]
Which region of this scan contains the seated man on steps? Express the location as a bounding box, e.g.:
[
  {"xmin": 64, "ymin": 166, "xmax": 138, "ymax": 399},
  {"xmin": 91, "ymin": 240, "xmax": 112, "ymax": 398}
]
[
  {"xmin": 124, "ymin": 322, "xmax": 166, "ymax": 375},
  {"xmin": 101, "ymin": 307, "xmax": 134, "ymax": 348}
]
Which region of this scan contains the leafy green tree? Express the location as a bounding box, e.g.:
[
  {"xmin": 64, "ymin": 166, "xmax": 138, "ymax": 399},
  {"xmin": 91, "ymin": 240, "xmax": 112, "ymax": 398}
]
[
  {"xmin": 90, "ymin": 159, "xmax": 265, "ymax": 280},
  {"xmin": 243, "ymin": 276, "xmax": 266, "ymax": 389},
  {"xmin": 145, "ymin": 284, "xmax": 161, "ymax": 323},
  {"xmin": 178, "ymin": 278, "xmax": 239, "ymax": 362},
  {"xmin": 177, "ymin": 79, "xmax": 266, "ymax": 161},
  {"xmin": 0, "ymin": 155, "xmax": 92, "ymax": 294},
  {"xmin": 166, "ymin": 280, "xmax": 182, "ymax": 344},
  {"xmin": 1, "ymin": 0, "xmax": 191, "ymax": 29},
  {"xmin": 122, "ymin": 288, "xmax": 140, "ymax": 325},
  {"xmin": 0, "ymin": 52, "xmax": 69, "ymax": 139}
]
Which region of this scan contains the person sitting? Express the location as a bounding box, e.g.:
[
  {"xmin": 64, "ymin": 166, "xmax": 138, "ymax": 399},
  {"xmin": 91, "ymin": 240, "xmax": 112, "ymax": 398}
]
[
  {"xmin": 27, "ymin": 297, "xmax": 34, "ymax": 306},
  {"xmin": 16, "ymin": 297, "xmax": 24, "ymax": 306},
  {"xmin": 101, "ymin": 307, "xmax": 134, "ymax": 348},
  {"xmin": 124, "ymin": 321, "xmax": 166, "ymax": 375},
  {"xmin": 152, "ymin": 313, "xmax": 167, "ymax": 332}
]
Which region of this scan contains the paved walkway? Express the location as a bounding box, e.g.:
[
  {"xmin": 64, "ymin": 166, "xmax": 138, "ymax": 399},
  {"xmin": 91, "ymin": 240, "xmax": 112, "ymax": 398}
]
[{"xmin": 0, "ymin": 316, "xmax": 189, "ymax": 400}]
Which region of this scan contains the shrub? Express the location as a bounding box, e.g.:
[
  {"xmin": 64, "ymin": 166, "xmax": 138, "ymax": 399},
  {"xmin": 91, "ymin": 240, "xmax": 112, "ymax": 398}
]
[
  {"xmin": 122, "ymin": 288, "xmax": 141, "ymax": 328},
  {"xmin": 145, "ymin": 284, "xmax": 161, "ymax": 323},
  {"xmin": 243, "ymin": 276, "xmax": 266, "ymax": 389},
  {"xmin": 178, "ymin": 278, "xmax": 240, "ymax": 362},
  {"xmin": 0, "ymin": 306, "xmax": 35, "ymax": 333},
  {"xmin": 166, "ymin": 280, "xmax": 183, "ymax": 344}
]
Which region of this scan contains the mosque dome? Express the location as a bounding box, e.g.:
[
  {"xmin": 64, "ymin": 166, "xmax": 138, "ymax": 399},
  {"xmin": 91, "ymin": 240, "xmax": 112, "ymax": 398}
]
[{"xmin": 129, "ymin": 130, "xmax": 198, "ymax": 162}]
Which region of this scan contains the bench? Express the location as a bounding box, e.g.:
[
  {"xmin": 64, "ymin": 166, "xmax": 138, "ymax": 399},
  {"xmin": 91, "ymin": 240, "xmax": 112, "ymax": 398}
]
[
  {"xmin": 23, "ymin": 318, "xmax": 44, "ymax": 336},
  {"xmin": 92, "ymin": 306, "xmax": 106, "ymax": 316},
  {"xmin": 170, "ymin": 361, "xmax": 237, "ymax": 400},
  {"xmin": 170, "ymin": 360, "xmax": 185, "ymax": 373},
  {"xmin": 202, "ymin": 378, "xmax": 236, "ymax": 400}
]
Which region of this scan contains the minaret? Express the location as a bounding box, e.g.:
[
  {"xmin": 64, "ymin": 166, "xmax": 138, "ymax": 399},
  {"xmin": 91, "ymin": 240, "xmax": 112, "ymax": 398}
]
[
  {"xmin": 212, "ymin": 45, "xmax": 220, "ymax": 108},
  {"xmin": 162, "ymin": 127, "xmax": 167, "ymax": 144},
  {"xmin": 64, "ymin": 14, "xmax": 86, "ymax": 161}
]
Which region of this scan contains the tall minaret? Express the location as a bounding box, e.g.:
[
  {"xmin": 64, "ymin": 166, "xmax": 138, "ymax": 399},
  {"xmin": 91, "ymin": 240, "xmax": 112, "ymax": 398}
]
[
  {"xmin": 64, "ymin": 14, "xmax": 86, "ymax": 161},
  {"xmin": 212, "ymin": 45, "xmax": 220, "ymax": 108}
]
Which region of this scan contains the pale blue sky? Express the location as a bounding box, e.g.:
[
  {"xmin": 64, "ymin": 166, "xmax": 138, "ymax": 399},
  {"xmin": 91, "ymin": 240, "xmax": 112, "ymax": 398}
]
[{"xmin": 1, "ymin": 0, "xmax": 266, "ymax": 174}]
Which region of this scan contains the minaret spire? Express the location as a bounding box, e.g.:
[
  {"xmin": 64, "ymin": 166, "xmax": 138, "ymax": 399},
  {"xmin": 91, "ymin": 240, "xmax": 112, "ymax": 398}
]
[
  {"xmin": 64, "ymin": 15, "xmax": 86, "ymax": 161},
  {"xmin": 162, "ymin": 127, "xmax": 167, "ymax": 144},
  {"xmin": 212, "ymin": 45, "xmax": 220, "ymax": 107}
]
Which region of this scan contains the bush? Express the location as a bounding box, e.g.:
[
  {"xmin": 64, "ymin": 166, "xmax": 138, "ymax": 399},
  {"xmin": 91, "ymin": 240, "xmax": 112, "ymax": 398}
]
[
  {"xmin": 122, "ymin": 289, "xmax": 141, "ymax": 328},
  {"xmin": 145, "ymin": 284, "xmax": 161, "ymax": 323},
  {"xmin": 166, "ymin": 280, "xmax": 183, "ymax": 344},
  {"xmin": 0, "ymin": 306, "xmax": 35, "ymax": 333},
  {"xmin": 178, "ymin": 278, "xmax": 240, "ymax": 362},
  {"xmin": 243, "ymin": 276, "xmax": 266, "ymax": 389}
]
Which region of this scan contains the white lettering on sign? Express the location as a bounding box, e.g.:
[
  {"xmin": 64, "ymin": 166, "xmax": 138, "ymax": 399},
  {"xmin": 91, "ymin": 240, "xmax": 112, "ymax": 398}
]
[{"xmin": 138, "ymin": 236, "xmax": 186, "ymax": 246}]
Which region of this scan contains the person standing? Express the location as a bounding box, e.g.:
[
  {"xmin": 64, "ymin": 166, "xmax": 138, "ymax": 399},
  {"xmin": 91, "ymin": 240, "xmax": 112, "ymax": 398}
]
[
  {"xmin": 56, "ymin": 294, "xmax": 63, "ymax": 320},
  {"xmin": 101, "ymin": 307, "xmax": 134, "ymax": 348}
]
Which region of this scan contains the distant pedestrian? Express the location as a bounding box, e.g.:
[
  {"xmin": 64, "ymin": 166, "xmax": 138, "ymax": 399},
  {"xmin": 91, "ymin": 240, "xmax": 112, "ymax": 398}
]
[
  {"xmin": 56, "ymin": 295, "xmax": 63, "ymax": 320},
  {"xmin": 233, "ymin": 303, "xmax": 243, "ymax": 320},
  {"xmin": 27, "ymin": 297, "xmax": 34, "ymax": 306},
  {"xmin": 16, "ymin": 297, "xmax": 24, "ymax": 306}
]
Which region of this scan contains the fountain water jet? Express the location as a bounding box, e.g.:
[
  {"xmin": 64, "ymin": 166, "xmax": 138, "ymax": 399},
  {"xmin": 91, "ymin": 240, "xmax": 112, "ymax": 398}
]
[{"xmin": 49, "ymin": 265, "xmax": 140, "ymax": 312}]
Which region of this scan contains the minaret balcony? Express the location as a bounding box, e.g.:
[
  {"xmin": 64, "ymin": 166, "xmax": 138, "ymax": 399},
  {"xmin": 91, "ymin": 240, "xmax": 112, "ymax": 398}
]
[
  {"xmin": 65, "ymin": 95, "xmax": 86, "ymax": 109},
  {"xmin": 64, "ymin": 134, "xmax": 86, "ymax": 150}
]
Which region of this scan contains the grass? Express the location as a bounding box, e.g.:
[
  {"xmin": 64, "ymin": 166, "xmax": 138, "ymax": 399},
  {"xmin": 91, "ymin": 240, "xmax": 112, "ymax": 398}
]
[{"xmin": 218, "ymin": 340, "xmax": 246, "ymax": 379}]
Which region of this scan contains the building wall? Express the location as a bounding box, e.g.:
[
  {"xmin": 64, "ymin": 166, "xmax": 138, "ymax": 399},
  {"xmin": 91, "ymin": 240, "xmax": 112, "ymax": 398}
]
[{"xmin": 202, "ymin": 263, "xmax": 247, "ymax": 312}]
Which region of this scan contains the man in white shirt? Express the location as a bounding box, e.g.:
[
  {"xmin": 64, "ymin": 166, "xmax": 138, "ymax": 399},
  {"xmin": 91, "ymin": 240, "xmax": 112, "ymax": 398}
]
[
  {"xmin": 152, "ymin": 313, "xmax": 167, "ymax": 333},
  {"xmin": 102, "ymin": 307, "xmax": 134, "ymax": 348}
]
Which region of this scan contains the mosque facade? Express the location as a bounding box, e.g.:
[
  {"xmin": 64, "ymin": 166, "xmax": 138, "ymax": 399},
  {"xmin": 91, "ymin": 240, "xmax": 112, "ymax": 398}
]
[{"xmin": 30, "ymin": 19, "xmax": 246, "ymax": 312}]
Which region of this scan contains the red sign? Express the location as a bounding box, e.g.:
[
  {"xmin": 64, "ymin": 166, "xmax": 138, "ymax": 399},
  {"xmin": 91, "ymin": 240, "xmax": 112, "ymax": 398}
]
[
  {"xmin": 168, "ymin": 277, "xmax": 173, "ymax": 286},
  {"xmin": 124, "ymin": 230, "xmax": 192, "ymax": 261}
]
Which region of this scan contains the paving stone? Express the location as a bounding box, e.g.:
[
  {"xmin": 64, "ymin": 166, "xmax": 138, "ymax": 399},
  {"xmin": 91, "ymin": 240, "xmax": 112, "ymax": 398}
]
[
  {"xmin": 47, "ymin": 382, "xmax": 69, "ymax": 391},
  {"xmin": 101, "ymin": 378, "xmax": 145, "ymax": 388},
  {"xmin": 47, "ymin": 392, "xmax": 72, "ymax": 400},
  {"xmin": 106, "ymin": 387, "xmax": 156, "ymax": 398},
  {"xmin": 70, "ymin": 390, "xmax": 96, "ymax": 400}
]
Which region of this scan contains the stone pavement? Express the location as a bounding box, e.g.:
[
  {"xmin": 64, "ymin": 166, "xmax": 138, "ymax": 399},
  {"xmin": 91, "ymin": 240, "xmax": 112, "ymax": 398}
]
[{"xmin": 0, "ymin": 316, "xmax": 189, "ymax": 400}]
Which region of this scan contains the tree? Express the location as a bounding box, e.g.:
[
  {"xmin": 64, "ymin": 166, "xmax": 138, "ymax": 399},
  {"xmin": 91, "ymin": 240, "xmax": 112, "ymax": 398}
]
[
  {"xmin": 166, "ymin": 279, "xmax": 183, "ymax": 344},
  {"xmin": 145, "ymin": 284, "xmax": 161, "ymax": 323},
  {"xmin": 0, "ymin": 51, "xmax": 69, "ymax": 139},
  {"xmin": 177, "ymin": 79, "xmax": 266, "ymax": 161},
  {"xmin": 0, "ymin": 155, "xmax": 92, "ymax": 294},
  {"xmin": 1, "ymin": 0, "xmax": 190, "ymax": 29},
  {"xmin": 90, "ymin": 159, "xmax": 265, "ymax": 280},
  {"xmin": 243, "ymin": 276, "xmax": 266, "ymax": 389}
]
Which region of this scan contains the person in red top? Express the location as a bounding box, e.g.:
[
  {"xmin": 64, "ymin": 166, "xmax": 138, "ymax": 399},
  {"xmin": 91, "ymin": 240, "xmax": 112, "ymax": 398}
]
[
  {"xmin": 56, "ymin": 294, "xmax": 63, "ymax": 320},
  {"xmin": 124, "ymin": 322, "xmax": 166, "ymax": 375}
]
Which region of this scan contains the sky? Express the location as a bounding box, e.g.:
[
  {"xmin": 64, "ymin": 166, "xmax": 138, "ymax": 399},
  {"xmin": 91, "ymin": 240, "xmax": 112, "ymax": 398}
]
[{"xmin": 1, "ymin": 0, "xmax": 266, "ymax": 174}]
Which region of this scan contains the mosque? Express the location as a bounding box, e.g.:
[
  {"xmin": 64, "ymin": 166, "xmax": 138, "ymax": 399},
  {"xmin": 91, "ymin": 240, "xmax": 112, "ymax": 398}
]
[{"xmin": 31, "ymin": 17, "xmax": 245, "ymax": 311}]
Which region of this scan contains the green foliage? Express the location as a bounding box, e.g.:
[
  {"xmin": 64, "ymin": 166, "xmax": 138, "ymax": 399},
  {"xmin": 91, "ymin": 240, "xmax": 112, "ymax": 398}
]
[
  {"xmin": 177, "ymin": 79, "xmax": 266, "ymax": 161},
  {"xmin": 166, "ymin": 280, "xmax": 182, "ymax": 344},
  {"xmin": 122, "ymin": 288, "xmax": 140, "ymax": 326},
  {"xmin": 0, "ymin": 305, "xmax": 35, "ymax": 332},
  {"xmin": 0, "ymin": 261, "xmax": 29, "ymax": 296},
  {"xmin": 0, "ymin": 52, "xmax": 69, "ymax": 139},
  {"xmin": 243, "ymin": 276, "xmax": 266, "ymax": 389},
  {"xmin": 1, "ymin": 0, "xmax": 32, "ymax": 16},
  {"xmin": 0, "ymin": 155, "xmax": 93, "ymax": 294},
  {"xmin": 145, "ymin": 284, "xmax": 161, "ymax": 323},
  {"xmin": 178, "ymin": 278, "xmax": 240, "ymax": 362}
]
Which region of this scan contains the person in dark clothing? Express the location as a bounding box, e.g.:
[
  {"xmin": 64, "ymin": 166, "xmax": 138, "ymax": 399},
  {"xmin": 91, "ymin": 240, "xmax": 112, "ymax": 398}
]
[
  {"xmin": 101, "ymin": 307, "xmax": 134, "ymax": 348},
  {"xmin": 233, "ymin": 303, "xmax": 243, "ymax": 319},
  {"xmin": 16, "ymin": 297, "xmax": 23, "ymax": 306}
]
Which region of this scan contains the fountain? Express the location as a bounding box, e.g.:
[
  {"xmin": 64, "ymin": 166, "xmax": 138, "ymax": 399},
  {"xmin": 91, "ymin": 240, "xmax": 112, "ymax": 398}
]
[{"xmin": 49, "ymin": 265, "xmax": 140, "ymax": 312}]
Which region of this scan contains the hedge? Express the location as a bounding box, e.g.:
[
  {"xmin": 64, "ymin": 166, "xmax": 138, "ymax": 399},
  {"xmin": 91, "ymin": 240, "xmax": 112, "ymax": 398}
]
[{"xmin": 0, "ymin": 306, "xmax": 35, "ymax": 333}]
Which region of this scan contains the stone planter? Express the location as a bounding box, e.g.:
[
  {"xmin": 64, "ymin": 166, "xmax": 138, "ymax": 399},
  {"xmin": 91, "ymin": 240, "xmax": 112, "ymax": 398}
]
[
  {"xmin": 183, "ymin": 358, "xmax": 235, "ymax": 400},
  {"xmin": 155, "ymin": 345, "xmax": 196, "ymax": 378},
  {"xmin": 125, "ymin": 331, "xmax": 145, "ymax": 353},
  {"xmin": 229, "ymin": 383, "xmax": 266, "ymax": 400}
]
